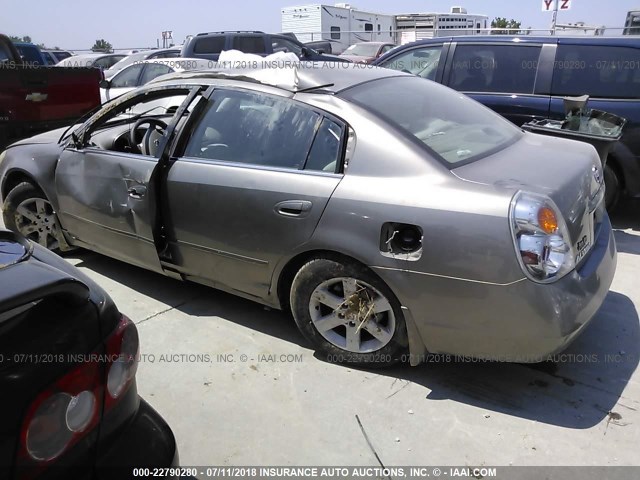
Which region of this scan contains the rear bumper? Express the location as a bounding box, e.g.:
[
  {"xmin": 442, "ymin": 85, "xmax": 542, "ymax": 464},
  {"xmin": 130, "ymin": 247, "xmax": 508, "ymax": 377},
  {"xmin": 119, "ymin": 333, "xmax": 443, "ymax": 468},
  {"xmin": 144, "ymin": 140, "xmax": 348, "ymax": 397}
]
[
  {"xmin": 377, "ymin": 215, "xmax": 617, "ymax": 362},
  {"xmin": 94, "ymin": 398, "xmax": 179, "ymax": 480}
]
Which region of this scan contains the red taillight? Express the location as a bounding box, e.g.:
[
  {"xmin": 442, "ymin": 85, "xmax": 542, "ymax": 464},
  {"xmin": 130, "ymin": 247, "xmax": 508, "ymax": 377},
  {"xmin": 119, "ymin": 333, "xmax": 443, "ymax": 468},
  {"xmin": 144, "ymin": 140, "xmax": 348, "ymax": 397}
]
[
  {"xmin": 105, "ymin": 315, "xmax": 139, "ymax": 411},
  {"xmin": 18, "ymin": 359, "xmax": 103, "ymax": 474},
  {"xmin": 17, "ymin": 314, "xmax": 138, "ymax": 471}
]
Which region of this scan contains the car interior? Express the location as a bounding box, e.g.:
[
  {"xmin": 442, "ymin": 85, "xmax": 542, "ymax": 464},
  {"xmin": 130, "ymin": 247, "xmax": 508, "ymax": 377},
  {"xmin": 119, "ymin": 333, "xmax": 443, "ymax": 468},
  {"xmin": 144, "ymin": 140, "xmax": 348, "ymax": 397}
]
[
  {"xmin": 183, "ymin": 91, "xmax": 343, "ymax": 172},
  {"xmin": 82, "ymin": 92, "xmax": 195, "ymax": 157}
]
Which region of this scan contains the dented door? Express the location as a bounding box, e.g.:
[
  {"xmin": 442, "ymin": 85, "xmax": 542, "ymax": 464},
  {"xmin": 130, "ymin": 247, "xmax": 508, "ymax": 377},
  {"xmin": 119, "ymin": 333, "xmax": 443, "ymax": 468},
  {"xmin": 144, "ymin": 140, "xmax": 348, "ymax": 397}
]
[{"xmin": 55, "ymin": 148, "xmax": 162, "ymax": 272}]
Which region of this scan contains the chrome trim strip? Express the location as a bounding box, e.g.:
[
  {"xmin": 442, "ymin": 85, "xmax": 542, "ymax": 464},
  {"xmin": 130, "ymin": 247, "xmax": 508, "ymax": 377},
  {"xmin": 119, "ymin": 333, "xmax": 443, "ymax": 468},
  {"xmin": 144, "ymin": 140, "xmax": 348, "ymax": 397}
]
[
  {"xmin": 371, "ymin": 266, "xmax": 526, "ymax": 286},
  {"xmin": 175, "ymin": 240, "xmax": 268, "ymax": 265}
]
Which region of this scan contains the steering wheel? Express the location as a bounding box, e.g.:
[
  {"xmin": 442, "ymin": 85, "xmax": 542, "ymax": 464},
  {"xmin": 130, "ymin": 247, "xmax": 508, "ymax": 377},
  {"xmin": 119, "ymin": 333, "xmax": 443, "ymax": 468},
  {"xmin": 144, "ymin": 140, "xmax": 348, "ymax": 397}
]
[{"xmin": 130, "ymin": 118, "xmax": 168, "ymax": 156}]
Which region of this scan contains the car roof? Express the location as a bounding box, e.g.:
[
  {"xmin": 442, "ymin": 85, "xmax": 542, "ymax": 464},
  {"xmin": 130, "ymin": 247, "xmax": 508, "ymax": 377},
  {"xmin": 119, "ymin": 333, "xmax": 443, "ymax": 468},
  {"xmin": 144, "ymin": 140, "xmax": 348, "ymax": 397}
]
[
  {"xmin": 351, "ymin": 41, "xmax": 394, "ymax": 46},
  {"xmin": 137, "ymin": 58, "xmax": 214, "ymax": 70},
  {"xmin": 402, "ymin": 35, "xmax": 640, "ymax": 47},
  {"xmin": 150, "ymin": 61, "xmax": 411, "ymax": 93}
]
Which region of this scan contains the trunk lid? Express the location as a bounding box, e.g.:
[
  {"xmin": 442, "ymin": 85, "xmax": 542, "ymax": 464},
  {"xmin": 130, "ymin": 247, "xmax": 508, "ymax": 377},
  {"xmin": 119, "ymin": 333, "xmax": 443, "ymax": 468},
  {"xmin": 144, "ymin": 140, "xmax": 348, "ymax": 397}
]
[{"xmin": 453, "ymin": 132, "xmax": 605, "ymax": 264}]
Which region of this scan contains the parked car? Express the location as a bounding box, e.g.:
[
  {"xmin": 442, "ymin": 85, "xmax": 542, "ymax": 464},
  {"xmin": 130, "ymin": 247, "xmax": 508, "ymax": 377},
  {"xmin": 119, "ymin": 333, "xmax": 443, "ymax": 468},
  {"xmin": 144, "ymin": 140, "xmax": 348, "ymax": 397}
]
[
  {"xmin": 0, "ymin": 34, "xmax": 102, "ymax": 150},
  {"xmin": 280, "ymin": 32, "xmax": 334, "ymax": 54},
  {"xmin": 57, "ymin": 53, "xmax": 127, "ymax": 70},
  {"xmin": 0, "ymin": 64, "xmax": 616, "ymax": 367},
  {"xmin": 339, "ymin": 42, "xmax": 395, "ymax": 63},
  {"xmin": 374, "ymin": 35, "xmax": 640, "ymax": 210},
  {"xmin": 40, "ymin": 50, "xmax": 58, "ymax": 65},
  {"xmin": 43, "ymin": 49, "xmax": 74, "ymax": 63},
  {"xmin": 12, "ymin": 42, "xmax": 47, "ymax": 65},
  {"xmin": 100, "ymin": 58, "xmax": 213, "ymax": 103},
  {"xmin": 0, "ymin": 229, "xmax": 178, "ymax": 478},
  {"xmin": 105, "ymin": 47, "xmax": 181, "ymax": 78},
  {"xmin": 180, "ymin": 30, "xmax": 346, "ymax": 62}
]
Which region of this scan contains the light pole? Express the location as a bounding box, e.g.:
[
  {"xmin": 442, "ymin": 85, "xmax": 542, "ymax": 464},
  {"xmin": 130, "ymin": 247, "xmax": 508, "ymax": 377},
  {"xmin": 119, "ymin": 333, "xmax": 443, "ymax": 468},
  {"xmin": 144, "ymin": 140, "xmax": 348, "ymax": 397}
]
[
  {"xmin": 550, "ymin": 0, "xmax": 559, "ymax": 35},
  {"xmin": 161, "ymin": 31, "xmax": 173, "ymax": 48}
]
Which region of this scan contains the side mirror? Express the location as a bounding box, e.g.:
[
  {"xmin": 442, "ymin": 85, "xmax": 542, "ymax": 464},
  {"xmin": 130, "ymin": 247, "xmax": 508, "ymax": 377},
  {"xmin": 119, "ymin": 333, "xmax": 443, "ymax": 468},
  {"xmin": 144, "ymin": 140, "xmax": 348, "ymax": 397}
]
[
  {"xmin": 99, "ymin": 79, "xmax": 111, "ymax": 89},
  {"xmin": 301, "ymin": 47, "xmax": 312, "ymax": 58}
]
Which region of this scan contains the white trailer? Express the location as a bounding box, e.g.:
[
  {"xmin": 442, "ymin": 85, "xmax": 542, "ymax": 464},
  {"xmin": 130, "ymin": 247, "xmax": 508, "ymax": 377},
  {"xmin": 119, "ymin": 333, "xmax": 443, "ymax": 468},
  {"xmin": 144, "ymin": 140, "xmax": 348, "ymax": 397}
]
[{"xmin": 281, "ymin": 4, "xmax": 395, "ymax": 54}]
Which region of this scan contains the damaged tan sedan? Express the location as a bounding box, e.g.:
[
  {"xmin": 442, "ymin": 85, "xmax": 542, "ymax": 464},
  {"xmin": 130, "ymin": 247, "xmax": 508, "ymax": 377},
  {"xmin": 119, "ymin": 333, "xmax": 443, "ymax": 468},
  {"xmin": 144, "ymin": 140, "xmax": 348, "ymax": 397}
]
[{"xmin": 0, "ymin": 64, "xmax": 616, "ymax": 366}]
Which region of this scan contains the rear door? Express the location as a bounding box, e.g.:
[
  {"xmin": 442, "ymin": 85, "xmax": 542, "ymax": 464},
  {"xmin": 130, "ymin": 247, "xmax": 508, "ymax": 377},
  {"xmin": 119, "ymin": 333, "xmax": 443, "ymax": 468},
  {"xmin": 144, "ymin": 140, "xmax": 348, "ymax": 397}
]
[
  {"xmin": 164, "ymin": 87, "xmax": 346, "ymax": 298},
  {"xmin": 444, "ymin": 42, "xmax": 549, "ymax": 126}
]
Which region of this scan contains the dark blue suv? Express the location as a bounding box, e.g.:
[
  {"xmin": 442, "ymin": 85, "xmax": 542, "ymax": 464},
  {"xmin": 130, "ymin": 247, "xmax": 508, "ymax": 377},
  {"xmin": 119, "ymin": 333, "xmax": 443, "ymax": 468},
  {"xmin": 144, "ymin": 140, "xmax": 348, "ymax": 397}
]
[{"xmin": 374, "ymin": 36, "xmax": 640, "ymax": 210}]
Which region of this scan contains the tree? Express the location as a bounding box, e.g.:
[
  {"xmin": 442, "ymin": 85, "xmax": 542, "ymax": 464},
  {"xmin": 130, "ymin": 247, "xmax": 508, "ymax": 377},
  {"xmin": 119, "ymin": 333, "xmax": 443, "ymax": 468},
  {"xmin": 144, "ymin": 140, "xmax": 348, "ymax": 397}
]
[
  {"xmin": 91, "ymin": 39, "xmax": 113, "ymax": 53},
  {"xmin": 491, "ymin": 17, "xmax": 522, "ymax": 35},
  {"xmin": 8, "ymin": 35, "xmax": 32, "ymax": 43}
]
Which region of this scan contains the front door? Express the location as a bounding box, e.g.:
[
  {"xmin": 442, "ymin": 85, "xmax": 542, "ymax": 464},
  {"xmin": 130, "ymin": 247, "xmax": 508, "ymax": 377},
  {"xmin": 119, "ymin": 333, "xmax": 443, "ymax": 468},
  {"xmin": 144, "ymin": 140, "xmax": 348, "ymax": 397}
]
[{"xmin": 55, "ymin": 87, "xmax": 196, "ymax": 271}]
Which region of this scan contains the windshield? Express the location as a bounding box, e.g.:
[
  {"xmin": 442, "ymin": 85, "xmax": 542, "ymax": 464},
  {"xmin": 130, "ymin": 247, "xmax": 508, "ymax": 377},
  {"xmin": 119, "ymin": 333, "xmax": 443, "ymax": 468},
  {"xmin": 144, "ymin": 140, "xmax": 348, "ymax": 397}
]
[
  {"xmin": 341, "ymin": 76, "xmax": 521, "ymax": 166},
  {"xmin": 343, "ymin": 43, "xmax": 380, "ymax": 57}
]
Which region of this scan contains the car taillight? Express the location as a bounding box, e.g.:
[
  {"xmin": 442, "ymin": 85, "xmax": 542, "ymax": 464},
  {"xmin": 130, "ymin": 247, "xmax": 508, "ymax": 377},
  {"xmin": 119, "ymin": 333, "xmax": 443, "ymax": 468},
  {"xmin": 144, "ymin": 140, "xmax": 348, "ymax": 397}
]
[
  {"xmin": 105, "ymin": 314, "xmax": 139, "ymax": 411},
  {"xmin": 510, "ymin": 191, "xmax": 575, "ymax": 283},
  {"xmin": 18, "ymin": 360, "xmax": 103, "ymax": 471},
  {"xmin": 17, "ymin": 314, "xmax": 138, "ymax": 469}
]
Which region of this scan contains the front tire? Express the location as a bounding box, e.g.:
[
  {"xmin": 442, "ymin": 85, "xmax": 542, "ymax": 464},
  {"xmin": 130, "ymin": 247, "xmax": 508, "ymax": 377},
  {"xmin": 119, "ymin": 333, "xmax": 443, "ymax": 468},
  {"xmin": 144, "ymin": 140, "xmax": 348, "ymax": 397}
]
[
  {"xmin": 3, "ymin": 182, "xmax": 71, "ymax": 253},
  {"xmin": 290, "ymin": 258, "xmax": 408, "ymax": 367}
]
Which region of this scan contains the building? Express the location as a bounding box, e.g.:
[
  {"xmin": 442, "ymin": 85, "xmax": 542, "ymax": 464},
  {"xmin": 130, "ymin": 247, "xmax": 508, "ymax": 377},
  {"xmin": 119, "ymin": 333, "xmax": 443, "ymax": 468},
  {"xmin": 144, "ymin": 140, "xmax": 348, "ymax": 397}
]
[
  {"xmin": 395, "ymin": 7, "xmax": 489, "ymax": 44},
  {"xmin": 281, "ymin": 4, "xmax": 488, "ymax": 53}
]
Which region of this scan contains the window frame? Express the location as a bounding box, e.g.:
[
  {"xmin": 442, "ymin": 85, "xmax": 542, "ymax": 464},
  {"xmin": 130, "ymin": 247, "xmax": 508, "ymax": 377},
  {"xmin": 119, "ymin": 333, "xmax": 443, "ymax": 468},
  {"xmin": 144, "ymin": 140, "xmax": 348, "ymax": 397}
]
[
  {"xmin": 109, "ymin": 63, "xmax": 145, "ymax": 89},
  {"xmin": 445, "ymin": 42, "xmax": 543, "ymax": 95},
  {"xmin": 176, "ymin": 86, "xmax": 349, "ymax": 176},
  {"xmin": 550, "ymin": 44, "xmax": 640, "ymax": 100}
]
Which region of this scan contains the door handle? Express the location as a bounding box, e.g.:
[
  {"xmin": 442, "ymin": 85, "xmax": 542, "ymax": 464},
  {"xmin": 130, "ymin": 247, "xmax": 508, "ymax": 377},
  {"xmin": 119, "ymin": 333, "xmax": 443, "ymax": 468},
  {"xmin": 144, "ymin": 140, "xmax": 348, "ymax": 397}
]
[
  {"xmin": 128, "ymin": 185, "xmax": 147, "ymax": 198},
  {"xmin": 274, "ymin": 200, "xmax": 313, "ymax": 217}
]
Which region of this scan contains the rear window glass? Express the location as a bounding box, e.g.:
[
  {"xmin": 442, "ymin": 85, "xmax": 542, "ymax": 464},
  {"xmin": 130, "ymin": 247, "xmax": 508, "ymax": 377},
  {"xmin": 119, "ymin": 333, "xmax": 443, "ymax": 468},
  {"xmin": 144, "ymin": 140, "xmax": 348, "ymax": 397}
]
[
  {"xmin": 194, "ymin": 36, "xmax": 225, "ymax": 54},
  {"xmin": 16, "ymin": 45, "xmax": 43, "ymax": 64},
  {"xmin": 341, "ymin": 76, "xmax": 521, "ymax": 166},
  {"xmin": 232, "ymin": 36, "xmax": 266, "ymax": 54},
  {"xmin": 551, "ymin": 45, "xmax": 640, "ymax": 99}
]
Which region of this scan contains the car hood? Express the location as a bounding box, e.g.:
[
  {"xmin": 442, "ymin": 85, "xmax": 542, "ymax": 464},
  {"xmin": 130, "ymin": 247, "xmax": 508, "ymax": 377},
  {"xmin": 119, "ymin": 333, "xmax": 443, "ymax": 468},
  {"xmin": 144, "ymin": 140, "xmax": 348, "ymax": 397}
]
[
  {"xmin": 6, "ymin": 126, "xmax": 70, "ymax": 148},
  {"xmin": 453, "ymin": 131, "xmax": 603, "ymax": 248}
]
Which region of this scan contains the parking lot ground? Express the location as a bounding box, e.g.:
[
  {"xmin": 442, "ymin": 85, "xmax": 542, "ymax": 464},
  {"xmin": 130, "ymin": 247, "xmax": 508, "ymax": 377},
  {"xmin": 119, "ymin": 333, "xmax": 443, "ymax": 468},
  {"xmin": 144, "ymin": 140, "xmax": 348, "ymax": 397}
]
[{"xmin": 2, "ymin": 200, "xmax": 640, "ymax": 470}]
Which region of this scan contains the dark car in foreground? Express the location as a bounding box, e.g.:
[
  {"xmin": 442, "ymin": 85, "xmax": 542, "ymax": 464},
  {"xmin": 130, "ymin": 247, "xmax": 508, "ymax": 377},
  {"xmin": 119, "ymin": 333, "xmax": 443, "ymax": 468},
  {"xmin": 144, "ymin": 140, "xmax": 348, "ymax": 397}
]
[
  {"xmin": 0, "ymin": 229, "xmax": 178, "ymax": 478},
  {"xmin": 374, "ymin": 35, "xmax": 640, "ymax": 210},
  {"xmin": 0, "ymin": 63, "xmax": 615, "ymax": 367}
]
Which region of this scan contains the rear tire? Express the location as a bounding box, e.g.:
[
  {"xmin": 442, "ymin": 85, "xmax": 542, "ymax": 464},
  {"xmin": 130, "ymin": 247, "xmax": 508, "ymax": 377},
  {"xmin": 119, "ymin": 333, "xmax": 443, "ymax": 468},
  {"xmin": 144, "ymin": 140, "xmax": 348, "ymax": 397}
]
[
  {"xmin": 3, "ymin": 182, "xmax": 72, "ymax": 254},
  {"xmin": 604, "ymin": 163, "xmax": 621, "ymax": 212},
  {"xmin": 290, "ymin": 258, "xmax": 408, "ymax": 367}
]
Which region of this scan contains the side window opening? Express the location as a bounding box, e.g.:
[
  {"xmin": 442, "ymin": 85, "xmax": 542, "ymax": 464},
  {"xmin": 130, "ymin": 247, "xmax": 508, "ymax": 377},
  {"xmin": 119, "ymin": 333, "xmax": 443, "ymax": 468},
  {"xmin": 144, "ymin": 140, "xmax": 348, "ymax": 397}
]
[
  {"xmin": 304, "ymin": 118, "xmax": 344, "ymax": 173},
  {"xmin": 331, "ymin": 27, "xmax": 341, "ymax": 40},
  {"xmin": 551, "ymin": 45, "xmax": 640, "ymax": 99},
  {"xmin": 184, "ymin": 89, "xmax": 344, "ymax": 172},
  {"xmin": 81, "ymin": 89, "xmax": 200, "ymax": 158}
]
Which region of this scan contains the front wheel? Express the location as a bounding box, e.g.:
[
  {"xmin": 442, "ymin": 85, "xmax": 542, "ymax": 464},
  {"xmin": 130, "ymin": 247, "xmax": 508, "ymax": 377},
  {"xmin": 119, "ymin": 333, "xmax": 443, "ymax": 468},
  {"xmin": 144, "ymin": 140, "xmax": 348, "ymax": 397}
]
[
  {"xmin": 290, "ymin": 258, "xmax": 408, "ymax": 367},
  {"xmin": 3, "ymin": 182, "xmax": 72, "ymax": 253}
]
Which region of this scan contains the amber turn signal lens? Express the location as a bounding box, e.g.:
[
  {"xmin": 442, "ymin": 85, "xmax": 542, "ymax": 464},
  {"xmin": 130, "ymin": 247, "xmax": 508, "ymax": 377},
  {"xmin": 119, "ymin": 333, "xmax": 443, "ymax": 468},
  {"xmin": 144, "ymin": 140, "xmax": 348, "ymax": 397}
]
[{"xmin": 538, "ymin": 206, "xmax": 558, "ymax": 234}]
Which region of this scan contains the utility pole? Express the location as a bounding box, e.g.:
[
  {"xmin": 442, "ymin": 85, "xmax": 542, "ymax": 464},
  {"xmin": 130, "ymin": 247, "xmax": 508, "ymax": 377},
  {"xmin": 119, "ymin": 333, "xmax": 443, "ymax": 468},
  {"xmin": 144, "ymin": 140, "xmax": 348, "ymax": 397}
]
[{"xmin": 550, "ymin": 0, "xmax": 559, "ymax": 35}]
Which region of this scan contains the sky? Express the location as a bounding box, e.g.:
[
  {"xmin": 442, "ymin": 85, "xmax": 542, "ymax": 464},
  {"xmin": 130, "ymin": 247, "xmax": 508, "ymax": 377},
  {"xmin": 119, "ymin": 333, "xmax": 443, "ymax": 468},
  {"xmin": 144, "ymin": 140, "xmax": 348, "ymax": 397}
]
[{"xmin": 2, "ymin": 0, "xmax": 638, "ymax": 50}]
